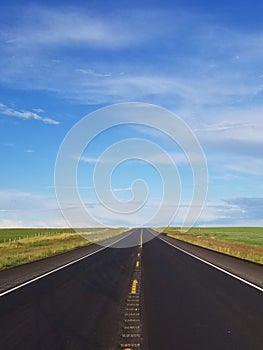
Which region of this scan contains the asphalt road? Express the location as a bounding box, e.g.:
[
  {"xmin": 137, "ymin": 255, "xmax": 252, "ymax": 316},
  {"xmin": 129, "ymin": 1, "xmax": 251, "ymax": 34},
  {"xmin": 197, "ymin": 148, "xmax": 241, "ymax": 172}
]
[
  {"xmin": 0, "ymin": 230, "xmax": 136, "ymax": 293},
  {"xmin": 1, "ymin": 228, "xmax": 263, "ymax": 349},
  {"xmin": 142, "ymin": 229, "xmax": 263, "ymax": 350}
]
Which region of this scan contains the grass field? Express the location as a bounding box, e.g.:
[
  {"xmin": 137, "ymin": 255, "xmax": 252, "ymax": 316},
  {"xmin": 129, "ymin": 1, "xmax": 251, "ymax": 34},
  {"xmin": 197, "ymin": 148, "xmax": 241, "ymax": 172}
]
[
  {"xmin": 0, "ymin": 228, "xmax": 75, "ymax": 242},
  {"xmin": 0, "ymin": 228, "xmax": 126, "ymax": 270},
  {"xmin": 163, "ymin": 227, "xmax": 263, "ymax": 264}
]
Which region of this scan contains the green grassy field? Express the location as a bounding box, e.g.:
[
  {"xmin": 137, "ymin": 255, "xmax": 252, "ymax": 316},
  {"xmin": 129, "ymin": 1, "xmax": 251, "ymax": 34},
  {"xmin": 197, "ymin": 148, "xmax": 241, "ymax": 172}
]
[
  {"xmin": 0, "ymin": 227, "xmax": 119, "ymax": 243},
  {"xmin": 163, "ymin": 227, "xmax": 263, "ymax": 264},
  {"xmin": 0, "ymin": 228, "xmax": 75, "ymax": 242},
  {"xmin": 0, "ymin": 228, "xmax": 126, "ymax": 270}
]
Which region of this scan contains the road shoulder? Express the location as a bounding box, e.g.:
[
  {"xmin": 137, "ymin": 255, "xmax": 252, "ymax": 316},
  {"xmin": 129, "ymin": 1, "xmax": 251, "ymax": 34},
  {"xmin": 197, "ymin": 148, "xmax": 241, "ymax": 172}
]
[
  {"xmin": 0, "ymin": 232, "xmax": 130, "ymax": 294},
  {"xmin": 159, "ymin": 233, "xmax": 263, "ymax": 289}
]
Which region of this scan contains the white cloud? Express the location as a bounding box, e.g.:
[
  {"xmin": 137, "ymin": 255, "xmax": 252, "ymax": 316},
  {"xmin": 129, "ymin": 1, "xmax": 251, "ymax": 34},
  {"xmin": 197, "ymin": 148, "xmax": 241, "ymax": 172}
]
[
  {"xmin": 1, "ymin": 7, "xmax": 263, "ymax": 108},
  {"xmin": 1, "ymin": 190, "xmax": 263, "ymax": 227},
  {"xmin": 32, "ymin": 108, "xmax": 44, "ymax": 113},
  {"xmin": 192, "ymin": 107, "xmax": 263, "ymax": 166},
  {"xmin": 195, "ymin": 109, "xmax": 263, "ymax": 144},
  {"xmin": 0, "ymin": 103, "xmax": 60, "ymax": 125},
  {"xmin": 75, "ymin": 68, "xmax": 112, "ymax": 78},
  {"xmin": 0, "ymin": 6, "xmax": 263, "ymax": 228},
  {"xmin": 79, "ymin": 151, "xmax": 188, "ymax": 166},
  {"xmin": 48, "ymin": 185, "xmax": 93, "ymax": 190},
  {"xmin": 78, "ymin": 156, "xmax": 98, "ymax": 164},
  {"xmin": 112, "ymin": 187, "xmax": 132, "ymax": 192},
  {"xmin": 226, "ymin": 158, "xmax": 263, "ymax": 176},
  {"xmin": 0, "ymin": 190, "xmax": 67, "ymax": 228},
  {"xmin": 2, "ymin": 7, "xmax": 159, "ymax": 50},
  {"xmin": 190, "ymin": 198, "xmax": 263, "ymax": 226}
]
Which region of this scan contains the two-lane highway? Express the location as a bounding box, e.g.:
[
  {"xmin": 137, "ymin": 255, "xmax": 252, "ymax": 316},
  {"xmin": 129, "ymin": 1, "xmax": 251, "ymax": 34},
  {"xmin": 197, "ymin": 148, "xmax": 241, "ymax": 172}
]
[{"xmin": 1, "ymin": 228, "xmax": 263, "ymax": 349}]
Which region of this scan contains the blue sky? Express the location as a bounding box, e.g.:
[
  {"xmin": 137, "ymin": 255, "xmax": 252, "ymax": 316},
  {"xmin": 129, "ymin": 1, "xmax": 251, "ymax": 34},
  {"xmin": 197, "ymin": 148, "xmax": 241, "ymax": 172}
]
[{"xmin": 0, "ymin": 0, "xmax": 263, "ymax": 227}]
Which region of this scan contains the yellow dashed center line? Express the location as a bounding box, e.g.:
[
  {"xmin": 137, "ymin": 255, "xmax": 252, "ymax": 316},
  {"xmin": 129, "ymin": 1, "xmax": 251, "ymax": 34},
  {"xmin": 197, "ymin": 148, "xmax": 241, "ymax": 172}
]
[
  {"xmin": 139, "ymin": 229, "xmax": 143, "ymax": 248},
  {"xmin": 120, "ymin": 235, "xmax": 143, "ymax": 349},
  {"xmin": 131, "ymin": 279, "xmax": 138, "ymax": 294}
]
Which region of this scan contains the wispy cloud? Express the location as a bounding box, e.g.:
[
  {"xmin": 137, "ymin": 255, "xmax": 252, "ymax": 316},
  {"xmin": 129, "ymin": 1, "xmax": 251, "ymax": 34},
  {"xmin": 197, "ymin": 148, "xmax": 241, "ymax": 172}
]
[
  {"xmin": 75, "ymin": 68, "xmax": 112, "ymax": 78},
  {"xmin": 0, "ymin": 190, "xmax": 66, "ymax": 227},
  {"xmin": 193, "ymin": 198, "xmax": 263, "ymax": 226},
  {"xmin": 226, "ymin": 158, "xmax": 263, "ymax": 176},
  {"xmin": 32, "ymin": 108, "xmax": 44, "ymax": 113},
  {"xmin": 1, "ymin": 190, "xmax": 262, "ymax": 227},
  {"xmin": 191, "ymin": 106, "xmax": 263, "ymax": 167},
  {"xmin": 195, "ymin": 108, "xmax": 263, "ymax": 143},
  {"xmin": 79, "ymin": 150, "xmax": 188, "ymax": 166},
  {"xmin": 1, "ymin": 6, "xmax": 263, "ymax": 107},
  {"xmin": 0, "ymin": 5, "xmax": 263, "ymax": 227},
  {"xmin": 112, "ymin": 187, "xmax": 132, "ymax": 192},
  {"xmin": 2, "ymin": 6, "xmax": 160, "ymax": 50},
  {"xmin": 78, "ymin": 156, "xmax": 98, "ymax": 164},
  {"xmin": 0, "ymin": 103, "xmax": 60, "ymax": 125},
  {"xmin": 223, "ymin": 197, "xmax": 263, "ymax": 221}
]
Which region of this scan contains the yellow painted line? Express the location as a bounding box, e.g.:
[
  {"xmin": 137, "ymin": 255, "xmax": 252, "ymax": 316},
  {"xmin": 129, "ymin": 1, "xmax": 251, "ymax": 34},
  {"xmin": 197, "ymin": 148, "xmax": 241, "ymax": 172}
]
[
  {"xmin": 131, "ymin": 279, "xmax": 138, "ymax": 294},
  {"xmin": 139, "ymin": 229, "xmax": 143, "ymax": 248},
  {"xmin": 136, "ymin": 261, "xmax": 140, "ymax": 268},
  {"xmin": 137, "ymin": 252, "xmax": 140, "ymax": 257}
]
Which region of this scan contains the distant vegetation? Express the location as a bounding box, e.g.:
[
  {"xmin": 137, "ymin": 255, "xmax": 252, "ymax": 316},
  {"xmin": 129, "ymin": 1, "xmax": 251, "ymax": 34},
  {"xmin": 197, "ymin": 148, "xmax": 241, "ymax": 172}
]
[
  {"xmin": 163, "ymin": 227, "xmax": 263, "ymax": 265},
  {"xmin": 0, "ymin": 228, "xmax": 75, "ymax": 243},
  {"xmin": 0, "ymin": 228, "xmax": 126, "ymax": 270}
]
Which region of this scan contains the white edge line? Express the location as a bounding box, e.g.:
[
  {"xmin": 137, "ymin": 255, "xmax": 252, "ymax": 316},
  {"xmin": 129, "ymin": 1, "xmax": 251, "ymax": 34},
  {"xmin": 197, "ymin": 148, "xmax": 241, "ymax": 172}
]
[
  {"xmin": 0, "ymin": 230, "xmax": 134, "ymax": 297},
  {"xmin": 158, "ymin": 236, "xmax": 263, "ymax": 293}
]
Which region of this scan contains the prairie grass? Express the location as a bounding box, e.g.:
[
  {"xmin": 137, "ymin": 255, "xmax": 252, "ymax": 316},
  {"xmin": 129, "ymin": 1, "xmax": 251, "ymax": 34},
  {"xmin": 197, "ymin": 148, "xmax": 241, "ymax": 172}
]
[
  {"xmin": 163, "ymin": 227, "xmax": 263, "ymax": 265},
  {"xmin": 0, "ymin": 228, "xmax": 125, "ymax": 270}
]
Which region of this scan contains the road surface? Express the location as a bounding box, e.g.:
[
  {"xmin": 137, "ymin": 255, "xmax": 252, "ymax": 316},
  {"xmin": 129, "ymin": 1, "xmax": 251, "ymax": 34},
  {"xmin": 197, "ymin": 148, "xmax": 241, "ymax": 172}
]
[{"xmin": 1, "ymin": 228, "xmax": 263, "ymax": 349}]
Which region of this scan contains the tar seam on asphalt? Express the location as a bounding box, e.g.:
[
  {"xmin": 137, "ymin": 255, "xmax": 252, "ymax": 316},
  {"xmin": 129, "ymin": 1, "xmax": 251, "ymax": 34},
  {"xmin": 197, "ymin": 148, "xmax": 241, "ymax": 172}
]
[{"xmin": 118, "ymin": 235, "xmax": 143, "ymax": 349}]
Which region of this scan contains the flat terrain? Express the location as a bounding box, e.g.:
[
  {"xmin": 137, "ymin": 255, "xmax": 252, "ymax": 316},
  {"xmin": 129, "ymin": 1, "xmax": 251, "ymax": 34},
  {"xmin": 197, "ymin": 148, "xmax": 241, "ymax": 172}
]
[
  {"xmin": 164, "ymin": 227, "xmax": 263, "ymax": 264},
  {"xmin": 0, "ymin": 228, "xmax": 125, "ymax": 270},
  {"xmin": 0, "ymin": 228, "xmax": 75, "ymax": 242},
  {"xmin": 1, "ymin": 229, "xmax": 262, "ymax": 349}
]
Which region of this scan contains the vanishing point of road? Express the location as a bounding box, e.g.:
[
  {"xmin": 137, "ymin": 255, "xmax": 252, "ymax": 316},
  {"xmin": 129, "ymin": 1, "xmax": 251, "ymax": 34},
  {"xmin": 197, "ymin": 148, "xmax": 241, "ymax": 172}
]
[{"xmin": 1, "ymin": 229, "xmax": 263, "ymax": 349}]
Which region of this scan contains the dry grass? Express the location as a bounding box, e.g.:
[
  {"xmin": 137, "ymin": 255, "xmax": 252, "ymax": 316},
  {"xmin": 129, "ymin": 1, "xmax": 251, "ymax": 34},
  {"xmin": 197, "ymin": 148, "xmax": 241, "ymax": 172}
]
[
  {"xmin": 163, "ymin": 227, "xmax": 263, "ymax": 265},
  {"xmin": 0, "ymin": 233, "xmax": 89, "ymax": 270},
  {"xmin": 0, "ymin": 228, "xmax": 126, "ymax": 270}
]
